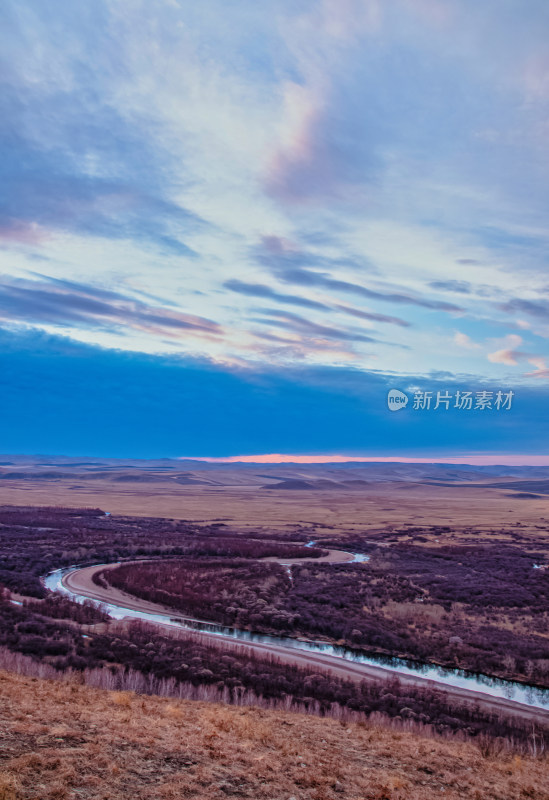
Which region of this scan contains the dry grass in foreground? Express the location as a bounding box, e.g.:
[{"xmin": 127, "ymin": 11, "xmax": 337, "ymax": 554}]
[{"xmin": 0, "ymin": 670, "xmax": 548, "ymax": 800}]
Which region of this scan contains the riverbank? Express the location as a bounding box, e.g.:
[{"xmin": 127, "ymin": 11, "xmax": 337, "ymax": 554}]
[{"xmin": 47, "ymin": 561, "xmax": 549, "ymax": 720}]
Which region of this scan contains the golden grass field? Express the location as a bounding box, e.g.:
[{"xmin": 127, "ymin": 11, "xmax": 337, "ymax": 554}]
[
  {"xmin": 0, "ymin": 669, "xmax": 548, "ymax": 800},
  {"xmin": 0, "ymin": 459, "xmax": 548, "ymax": 541}
]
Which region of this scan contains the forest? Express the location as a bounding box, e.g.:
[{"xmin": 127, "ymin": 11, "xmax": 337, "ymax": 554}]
[
  {"xmin": 0, "ymin": 504, "xmax": 324, "ymax": 596},
  {"xmin": 102, "ymin": 544, "xmax": 549, "ymax": 685}
]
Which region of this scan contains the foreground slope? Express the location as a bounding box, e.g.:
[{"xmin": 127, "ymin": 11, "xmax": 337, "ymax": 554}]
[{"xmin": 0, "ymin": 670, "xmax": 548, "ymax": 800}]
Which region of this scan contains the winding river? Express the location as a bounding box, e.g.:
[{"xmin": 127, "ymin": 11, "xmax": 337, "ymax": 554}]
[{"xmin": 42, "ymin": 546, "xmax": 549, "ymax": 712}]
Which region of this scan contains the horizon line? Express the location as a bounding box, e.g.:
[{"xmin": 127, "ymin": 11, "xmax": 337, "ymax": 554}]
[{"xmin": 179, "ymin": 453, "xmax": 549, "ymax": 466}]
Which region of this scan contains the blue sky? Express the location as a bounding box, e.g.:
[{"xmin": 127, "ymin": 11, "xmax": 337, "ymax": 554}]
[{"xmin": 1, "ymin": 1, "xmax": 548, "ymax": 457}]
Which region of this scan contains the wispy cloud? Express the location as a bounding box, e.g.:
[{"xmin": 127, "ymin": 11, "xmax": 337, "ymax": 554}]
[
  {"xmin": 224, "ymin": 279, "xmax": 327, "ymax": 311},
  {"xmin": 252, "ymin": 308, "xmax": 379, "ymax": 344},
  {"xmin": 225, "ymin": 277, "xmax": 411, "ymax": 327},
  {"xmin": 499, "ymin": 298, "xmax": 549, "ymax": 320},
  {"xmin": 0, "ymin": 5, "xmax": 203, "ymax": 256},
  {"xmin": 430, "ymin": 280, "xmax": 473, "ymax": 294},
  {"xmin": 332, "ymin": 304, "xmax": 411, "ymax": 327},
  {"xmin": 525, "ymin": 362, "xmax": 549, "ymax": 380},
  {"xmin": 256, "ymin": 236, "xmax": 465, "ymax": 313},
  {"xmin": 0, "ymin": 275, "xmax": 223, "ymax": 340},
  {"xmin": 487, "ymin": 334, "xmax": 524, "ymax": 365}
]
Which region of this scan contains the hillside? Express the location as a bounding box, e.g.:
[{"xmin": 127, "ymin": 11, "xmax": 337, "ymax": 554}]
[{"xmin": 0, "ymin": 670, "xmax": 548, "ymax": 800}]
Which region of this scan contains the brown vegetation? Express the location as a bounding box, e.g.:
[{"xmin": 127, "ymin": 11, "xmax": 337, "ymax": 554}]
[{"xmin": 0, "ymin": 668, "xmax": 548, "ymax": 800}]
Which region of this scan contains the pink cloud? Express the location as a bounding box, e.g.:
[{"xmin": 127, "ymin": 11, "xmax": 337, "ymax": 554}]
[
  {"xmin": 487, "ymin": 343, "xmax": 549, "ymax": 378},
  {"xmin": 264, "ymin": 82, "xmax": 332, "ymax": 204},
  {"xmin": 260, "ymin": 234, "xmax": 299, "ymax": 256},
  {"xmin": 524, "ymin": 357, "xmax": 549, "ymax": 380},
  {"xmin": 0, "ymin": 220, "xmax": 49, "ymax": 246},
  {"xmin": 487, "ymin": 348, "xmax": 519, "ymax": 366},
  {"xmin": 265, "ymin": 1, "xmax": 384, "ymax": 205},
  {"xmin": 454, "ymin": 331, "xmax": 481, "ymax": 350},
  {"xmin": 526, "ymin": 370, "xmax": 549, "ymax": 380}
]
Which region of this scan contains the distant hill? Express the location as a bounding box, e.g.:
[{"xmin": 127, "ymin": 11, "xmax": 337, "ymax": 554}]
[{"xmin": 263, "ymin": 479, "xmax": 318, "ymax": 490}]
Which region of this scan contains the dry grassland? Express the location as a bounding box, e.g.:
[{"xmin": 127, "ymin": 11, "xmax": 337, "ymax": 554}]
[
  {"xmin": 0, "ymin": 670, "xmax": 548, "ymax": 800},
  {"xmin": 0, "ymin": 476, "xmax": 548, "ymax": 538}
]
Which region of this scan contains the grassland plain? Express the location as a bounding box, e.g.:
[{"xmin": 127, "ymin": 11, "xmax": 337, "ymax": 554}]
[
  {"xmin": 1, "ymin": 458, "xmax": 549, "ymax": 534},
  {"xmin": 0, "ymin": 669, "xmax": 548, "ymax": 800}
]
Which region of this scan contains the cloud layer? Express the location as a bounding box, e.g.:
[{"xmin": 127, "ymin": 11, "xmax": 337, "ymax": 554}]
[{"xmin": 0, "ymin": 0, "xmax": 548, "ymax": 455}]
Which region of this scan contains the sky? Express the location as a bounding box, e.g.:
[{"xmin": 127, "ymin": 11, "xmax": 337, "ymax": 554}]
[{"xmin": 1, "ymin": 0, "xmax": 548, "ymax": 459}]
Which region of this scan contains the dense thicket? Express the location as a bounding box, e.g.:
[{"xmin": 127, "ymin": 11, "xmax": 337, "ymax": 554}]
[
  {"xmin": 0, "ymin": 505, "xmax": 324, "ymax": 596},
  {"xmin": 104, "ymin": 545, "xmax": 549, "ymax": 685},
  {"xmin": 381, "ymin": 544, "xmax": 549, "ymax": 611},
  {"xmin": 24, "ymin": 593, "xmax": 110, "ymax": 624}
]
